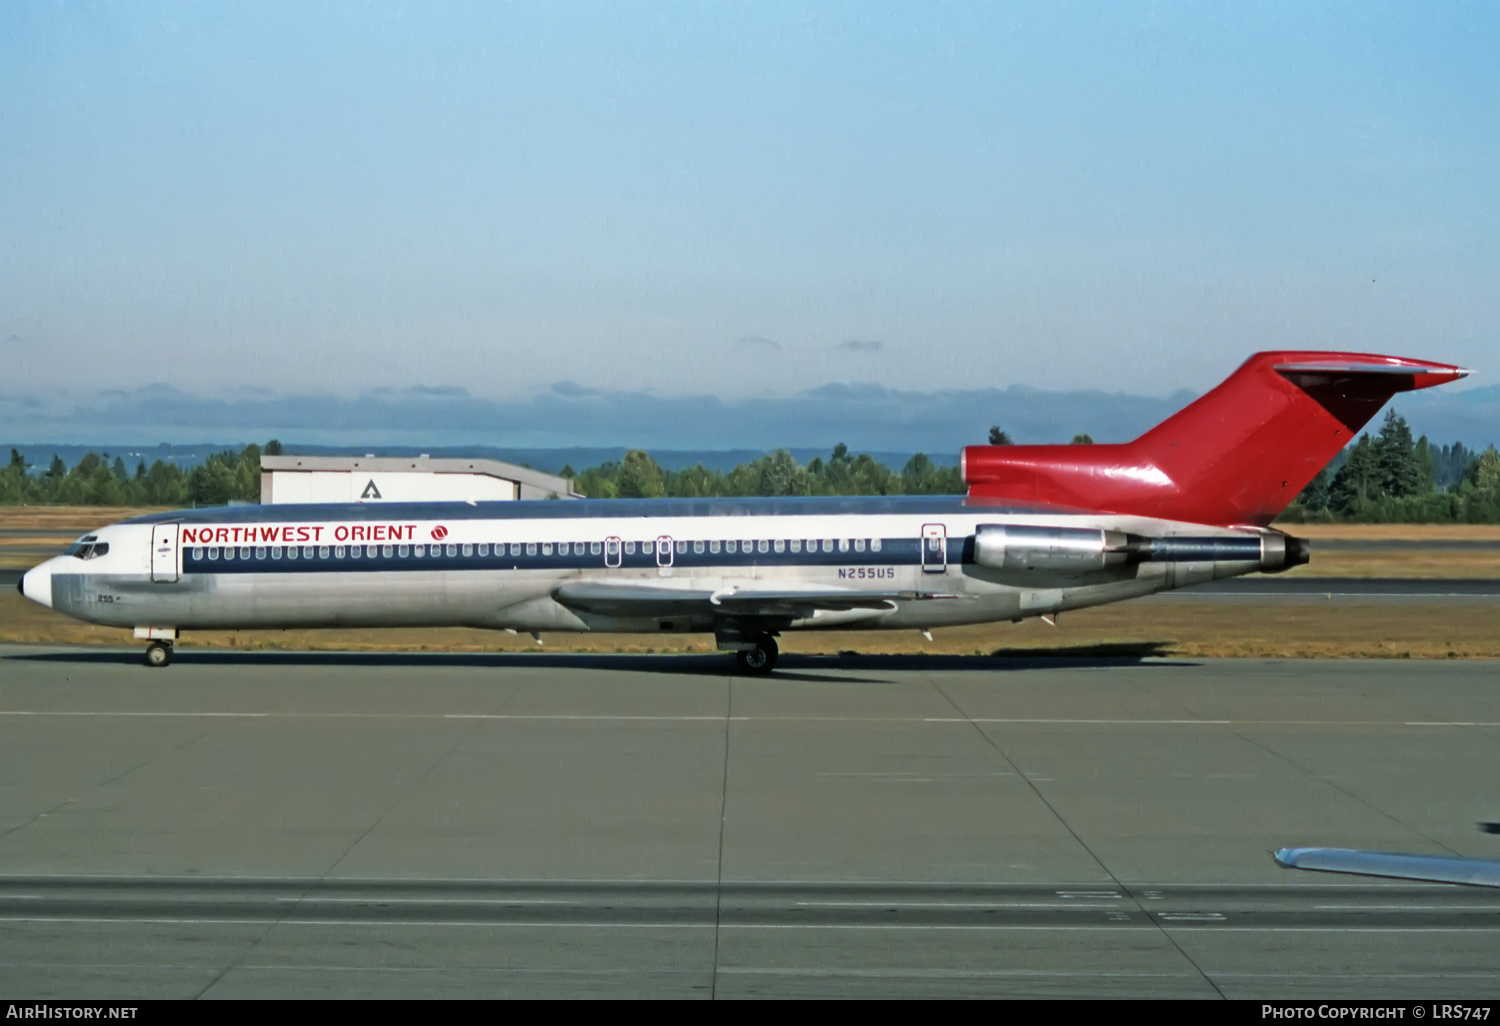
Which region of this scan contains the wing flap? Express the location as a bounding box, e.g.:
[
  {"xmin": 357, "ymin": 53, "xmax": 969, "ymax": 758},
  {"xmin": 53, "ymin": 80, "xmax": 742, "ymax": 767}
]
[
  {"xmin": 554, "ymin": 581, "xmax": 901, "ymax": 618},
  {"xmin": 1274, "ymin": 847, "xmax": 1500, "ymax": 888},
  {"xmin": 554, "ymin": 583, "xmax": 715, "ymax": 617}
]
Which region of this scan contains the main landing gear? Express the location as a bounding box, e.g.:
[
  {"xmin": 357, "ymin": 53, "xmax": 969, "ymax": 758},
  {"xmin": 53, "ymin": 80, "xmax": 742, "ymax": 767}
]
[
  {"xmin": 735, "ymin": 634, "xmax": 778, "ymax": 676},
  {"xmin": 144, "ymin": 641, "xmax": 173, "ymax": 668}
]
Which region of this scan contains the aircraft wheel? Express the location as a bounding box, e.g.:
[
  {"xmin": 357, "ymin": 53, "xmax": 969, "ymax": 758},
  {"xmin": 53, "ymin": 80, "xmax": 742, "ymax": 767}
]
[
  {"xmin": 735, "ymin": 635, "xmax": 778, "ymax": 676},
  {"xmin": 144, "ymin": 642, "xmax": 173, "ymax": 668}
]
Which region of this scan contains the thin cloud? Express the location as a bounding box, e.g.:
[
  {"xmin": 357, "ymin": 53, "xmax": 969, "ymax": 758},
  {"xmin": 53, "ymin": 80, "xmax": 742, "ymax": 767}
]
[
  {"xmin": 737, "ymin": 335, "xmax": 782, "ymax": 351},
  {"xmin": 4, "ymin": 334, "xmax": 22, "ymax": 344},
  {"xmin": 839, "ymin": 339, "xmax": 884, "ymax": 353}
]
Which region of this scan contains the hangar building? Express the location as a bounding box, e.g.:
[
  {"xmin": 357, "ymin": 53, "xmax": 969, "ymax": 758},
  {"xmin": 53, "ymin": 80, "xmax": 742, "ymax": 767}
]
[{"xmin": 260, "ymin": 455, "xmax": 581, "ymax": 504}]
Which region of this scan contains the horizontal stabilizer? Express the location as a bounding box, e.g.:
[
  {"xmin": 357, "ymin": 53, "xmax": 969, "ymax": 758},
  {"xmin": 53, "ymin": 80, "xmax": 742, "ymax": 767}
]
[
  {"xmin": 1274, "ymin": 847, "xmax": 1500, "ymax": 888},
  {"xmin": 555, "ymin": 582, "xmax": 901, "ymax": 619}
]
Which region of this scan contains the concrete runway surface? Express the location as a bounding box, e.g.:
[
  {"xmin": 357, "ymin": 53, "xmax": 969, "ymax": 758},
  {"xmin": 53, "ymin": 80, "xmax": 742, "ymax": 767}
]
[{"xmin": 1, "ymin": 645, "xmax": 1499, "ymax": 999}]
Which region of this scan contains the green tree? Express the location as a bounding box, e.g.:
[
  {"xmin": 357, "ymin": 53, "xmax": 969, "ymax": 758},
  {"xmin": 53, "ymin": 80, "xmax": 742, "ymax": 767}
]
[
  {"xmin": 1413, "ymin": 436, "xmax": 1435, "ymax": 493},
  {"xmin": 987, "ymin": 427, "xmax": 1012, "ymax": 445},
  {"xmin": 614, "ymin": 450, "xmax": 667, "ymax": 498},
  {"xmin": 1468, "ymin": 447, "xmax": 1500, "ymax": 494},
  {"xmin": 1329, "ymin": 434, "xmax": 1379, "ymax": 515},
  {"xmin": 1070, "ymin": 433, "xmax": 1095, "ymax": 445},
  {"xmin": 1374, "ymin": 410, "xmax": 1422, "ymax": 498},
  {"xmin": 754, "ymin": 449, "xmax": 808, "ymax": 497}
]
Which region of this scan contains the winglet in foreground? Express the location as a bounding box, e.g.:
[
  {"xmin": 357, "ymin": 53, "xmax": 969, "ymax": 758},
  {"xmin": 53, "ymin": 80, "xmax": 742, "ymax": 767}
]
[{"xmin": 1274, "ymin": 847, "xmax": 1500, "ymax": 888}]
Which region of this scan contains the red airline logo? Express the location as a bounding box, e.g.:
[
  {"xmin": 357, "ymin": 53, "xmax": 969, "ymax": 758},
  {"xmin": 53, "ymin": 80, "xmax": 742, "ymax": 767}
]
[{"xmin": 431, "ymin": 526, "xmax": 449, "ymax": 541}]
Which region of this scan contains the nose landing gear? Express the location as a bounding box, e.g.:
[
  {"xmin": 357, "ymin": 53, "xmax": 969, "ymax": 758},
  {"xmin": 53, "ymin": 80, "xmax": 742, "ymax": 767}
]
[{"xmin": 144, "ymin": 641, "xmax": 173, "ymax": 668}]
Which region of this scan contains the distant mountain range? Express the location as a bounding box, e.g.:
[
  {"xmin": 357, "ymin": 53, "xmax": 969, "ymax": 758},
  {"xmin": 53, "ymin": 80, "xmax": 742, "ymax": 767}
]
[{"xmin": 3, "ymin": 379, "xmax": 1496, "ymax": 473}]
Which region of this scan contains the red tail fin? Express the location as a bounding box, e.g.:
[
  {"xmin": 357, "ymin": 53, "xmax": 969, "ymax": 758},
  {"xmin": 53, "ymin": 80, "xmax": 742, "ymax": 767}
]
[{"xmin": 962, "ymin": 351, "xmax": 1469, "ymax": 527}]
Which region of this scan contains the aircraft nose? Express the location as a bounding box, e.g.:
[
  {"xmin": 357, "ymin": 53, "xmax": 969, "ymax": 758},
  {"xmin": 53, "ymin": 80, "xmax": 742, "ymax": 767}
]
[{"xmin": 19, "ymin": 561, "xmax": 53, "ymax": 609}]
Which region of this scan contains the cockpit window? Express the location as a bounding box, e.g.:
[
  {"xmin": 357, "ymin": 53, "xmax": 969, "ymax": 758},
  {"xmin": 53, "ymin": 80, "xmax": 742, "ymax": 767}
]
[{"xmin": 68, "ymin": 541, "xmax": 109, "ymax": 560}]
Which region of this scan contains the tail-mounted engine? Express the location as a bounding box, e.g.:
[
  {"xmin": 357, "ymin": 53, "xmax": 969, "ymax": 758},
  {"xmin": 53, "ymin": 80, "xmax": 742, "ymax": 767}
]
[{"xmin": 972, "ymin": 525, "xmax": 1310, "ymax": 575}]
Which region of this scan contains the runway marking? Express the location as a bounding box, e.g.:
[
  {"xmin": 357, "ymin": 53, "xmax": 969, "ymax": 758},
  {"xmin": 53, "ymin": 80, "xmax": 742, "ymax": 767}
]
[
  {"xmin": 0, "ymin": 711, "xmax": 269, "ymax": 718},
  {"xmin": 1405, "ymin": 722, "xmax": 1500, "ymax": 727},
  {"xmin": 1156, "ymin": 912, "xmax": 1226, "ymax": 921},
  {"xmin": 924, "ymin": 718, "xmax": 1234, "ymax": 725},
  {"xmin": 3, "ymin": 916, "xmax": 1497, "ymax": 933},
  {"xmin": 790, "ymin": 901, "xmax": 1121, "ymax": 909},
  {"xmin": 1314, "ymin": 905, "xmax": 1500, "ymax": 911},
  {"xmin": 10, "ymin": 962, "xmax": 1498, "ymax": 981},
  {"xmin": 6, "ymin": 711, "xmax": 1496, "ymax": 727}
]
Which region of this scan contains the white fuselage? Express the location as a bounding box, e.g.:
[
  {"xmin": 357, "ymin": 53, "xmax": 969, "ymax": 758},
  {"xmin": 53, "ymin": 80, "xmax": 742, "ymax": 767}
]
[{"xmin": 19, "ymin": 496, "xmax": 1280, "ymax": 640}]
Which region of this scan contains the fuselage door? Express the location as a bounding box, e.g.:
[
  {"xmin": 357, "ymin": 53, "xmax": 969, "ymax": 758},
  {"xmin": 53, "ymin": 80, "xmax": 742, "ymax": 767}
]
[
  {"xmin": 604, "ymin": 536, "xmax": 622, "ymax": 569},
  {"xmin": 921, "ymin": 523, "xmax": 947, "ymax": 575},
  {"xmin": 151, "ymin": 524, "xmax": 181, "ymax": 583}
]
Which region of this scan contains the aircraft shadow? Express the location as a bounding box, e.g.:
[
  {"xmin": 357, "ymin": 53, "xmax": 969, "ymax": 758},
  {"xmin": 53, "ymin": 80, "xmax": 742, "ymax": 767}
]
[{"xmin": 4, "ymin": 641, "xmax": 1192, "ymax": 679}]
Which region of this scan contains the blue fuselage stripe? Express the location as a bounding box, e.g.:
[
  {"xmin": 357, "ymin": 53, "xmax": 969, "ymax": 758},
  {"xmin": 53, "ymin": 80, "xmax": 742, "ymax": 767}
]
[{"xmin": 183, "ymin": 537, "xmax": 954, "ymax": 575}]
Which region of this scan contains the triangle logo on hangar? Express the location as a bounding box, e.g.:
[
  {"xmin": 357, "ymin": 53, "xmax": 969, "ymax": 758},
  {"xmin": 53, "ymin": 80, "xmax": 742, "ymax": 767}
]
[{"xmin": 361, "ymin": 480, "xmax": 382, "ymax": 500}]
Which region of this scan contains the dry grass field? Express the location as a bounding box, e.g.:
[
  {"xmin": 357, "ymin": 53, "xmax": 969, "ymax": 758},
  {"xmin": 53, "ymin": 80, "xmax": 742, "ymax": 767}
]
[{"xmin": 3, "ymin": 592, "xmax": 1495, "ymax": 660}]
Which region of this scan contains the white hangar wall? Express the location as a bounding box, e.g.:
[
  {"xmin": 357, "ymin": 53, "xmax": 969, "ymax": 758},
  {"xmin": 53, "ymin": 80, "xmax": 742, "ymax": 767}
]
[{"xmin": 260, "ymin": 456, "xmax": 579, "ymax": 504}]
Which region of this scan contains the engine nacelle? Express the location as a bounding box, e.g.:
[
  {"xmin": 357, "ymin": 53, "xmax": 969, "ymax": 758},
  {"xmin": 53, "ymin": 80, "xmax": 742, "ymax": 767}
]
[
  {"xmin": 973, "ymin": 525, "xmax": 1140, "ymax": 573},
  {"xmin": 973, "ymin": 525, "xmax": 1311, "ymax": 575}
]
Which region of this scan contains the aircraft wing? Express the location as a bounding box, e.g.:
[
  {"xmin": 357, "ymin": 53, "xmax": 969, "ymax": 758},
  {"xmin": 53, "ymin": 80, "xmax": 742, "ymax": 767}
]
[
  {"xmin": 1274, "ymin": 847, "xmax": 1500, "ymax": 888},
  {"xmin": 554, "ymin": 582, "xmax": 902, "ymax": 618}
]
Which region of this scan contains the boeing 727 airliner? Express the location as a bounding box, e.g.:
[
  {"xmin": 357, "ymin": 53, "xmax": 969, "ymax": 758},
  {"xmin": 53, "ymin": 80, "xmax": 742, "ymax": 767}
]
[{"xmin": 17, "ymin": 352, "xmax": 1468, "ymax": 672}]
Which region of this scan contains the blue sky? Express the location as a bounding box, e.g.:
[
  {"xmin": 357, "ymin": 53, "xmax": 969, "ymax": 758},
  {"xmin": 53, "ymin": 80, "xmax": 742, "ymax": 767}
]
[{"xmin": 2, "ymin": 1, "xmax": 1496, "ymax": 413}]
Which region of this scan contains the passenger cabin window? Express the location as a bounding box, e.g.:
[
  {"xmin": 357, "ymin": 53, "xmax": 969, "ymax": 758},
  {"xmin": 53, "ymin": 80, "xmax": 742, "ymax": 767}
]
[
  {"xmin": 790, "ymin": 539, "xmax": 801, "ymax": 553},
  {"xmin": 525, "ymin": 543, "xmax": 536, "ymax": 556},
  {"xmin": 693, "ymin": 540, "xmax": 704, "ymax": 554},
  {"xmin": 591, "ymin": 541, "xmax": 602, "ymax": 555},
  {"xmin": 624, "ymin": 541, "xmax": 636, "ymax": 555},
  {"xmin": 463, "ymin": 544, "xmax": 474, "ymax": 557},
  {"xmin": 194, "ymin": 547, "xmax": 206, "ymax": 560},
  {"xmin": 239, "ymin": 547, "xmax": 252, "ymax": 560},
  {"xmin": 342, "ymin": 547, "xmax": 351, "ymax": 560},
  {"xmin": 854, "ymin": 538, "xmax": 865, "ymax": 553},
  {"xmin": 871, "ymin": 538, "xmax": 882, "ymax": 552},
  {"xmin": 398, "ymin": 545, "xmax": 409, "ymax": 557},
  {"xmin": 757, "ymin": 540, "xmax": 769, "ymax": 554},
  {"xmin": 208, "ymin": 547, "xmax": 219, "ymax": 560},
  {"xmin": 256, "ymin": 547, "xmax": 267, "ymax": 559},
  {"xmin": 709, "ymin": 540, "xmax": 720, "ymax": 554},
  {"xmin": 478, "ymin": 544, "xmax": 489, "ymax": 557},
  {"xmin": 335, "ymin": 546, "xmax": 346, "ymax": 558},
  {"xmin": 726, "ymin": 540, "xmax": 736, "ymax": 554},
  {"xmin": 447, "ymin": 544, "xmax": 458, "ymax": 557},
  {"xmin": 381, "ymin": 545, "xmax": 392, "ymax": 558},
  {"xmin": 773, "ymin": 539, "xmax": 784, "ymax": 553},
  {"xmin": 270, "ymin": 547, "xmax": 281, "ymax": 559}
]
